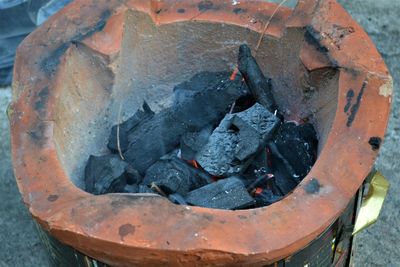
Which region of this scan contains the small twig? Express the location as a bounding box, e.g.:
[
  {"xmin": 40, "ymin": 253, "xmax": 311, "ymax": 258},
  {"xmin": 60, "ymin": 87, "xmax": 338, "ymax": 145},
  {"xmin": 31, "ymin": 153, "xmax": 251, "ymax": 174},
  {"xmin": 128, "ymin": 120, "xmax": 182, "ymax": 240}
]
[
  {"xmin": 150, "ymin": 182, "xmax": 167, "ymax": 197},
  {"xmin": 116, "ymin": 103, "xmax": 125, "ymax": 160},
  {"xmin": 229, "ymin": 101, "xmax": 236, "ymax": 114},
  {"xmin": 254, "ymin": 0, "xmax": 289, "ymax": 57}
]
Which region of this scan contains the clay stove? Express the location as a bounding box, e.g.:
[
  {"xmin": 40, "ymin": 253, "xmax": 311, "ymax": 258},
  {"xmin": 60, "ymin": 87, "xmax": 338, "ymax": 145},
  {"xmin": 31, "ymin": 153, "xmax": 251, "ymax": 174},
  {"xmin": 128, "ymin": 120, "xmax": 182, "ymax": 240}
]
[{"xmin": 10, "ymin": 0, "xmax": 392, "ymax": 266}]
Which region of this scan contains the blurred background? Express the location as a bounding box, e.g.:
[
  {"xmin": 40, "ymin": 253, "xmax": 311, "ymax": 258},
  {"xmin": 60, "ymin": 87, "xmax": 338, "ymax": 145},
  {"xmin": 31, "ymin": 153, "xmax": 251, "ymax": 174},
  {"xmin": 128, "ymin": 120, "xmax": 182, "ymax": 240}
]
[{"xmin": 0, "ymin": 0, "xmax": 398, "ymax": 266}]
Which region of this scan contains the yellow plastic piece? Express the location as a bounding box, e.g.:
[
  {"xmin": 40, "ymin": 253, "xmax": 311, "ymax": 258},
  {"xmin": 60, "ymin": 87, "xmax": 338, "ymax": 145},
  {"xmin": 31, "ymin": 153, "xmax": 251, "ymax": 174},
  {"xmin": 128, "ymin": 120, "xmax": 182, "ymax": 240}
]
[{"xmin": 353, "ymin": 172, "xmax": 390, "ymax": 235}]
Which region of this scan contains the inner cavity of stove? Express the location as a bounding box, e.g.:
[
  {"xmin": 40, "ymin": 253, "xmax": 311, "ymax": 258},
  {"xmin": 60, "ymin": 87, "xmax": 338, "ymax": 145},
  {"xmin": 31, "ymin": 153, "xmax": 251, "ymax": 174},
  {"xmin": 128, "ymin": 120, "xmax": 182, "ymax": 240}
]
[{"xmin": 83, "ymin": 44, "xmax": 322, "ymax": 210}]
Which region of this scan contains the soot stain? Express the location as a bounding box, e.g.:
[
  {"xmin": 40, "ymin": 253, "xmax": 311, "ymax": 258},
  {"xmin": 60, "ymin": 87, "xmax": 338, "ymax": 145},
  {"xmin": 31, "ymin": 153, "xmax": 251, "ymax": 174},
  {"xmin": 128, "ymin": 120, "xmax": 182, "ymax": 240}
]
[
  {"xmin": 40, "ymin": 9, "xmax": 111, "ymax": 76},
  {"xmin": 304, "ymin": 178, "xmax": 320, "ymax": 194},
  {"xmin": 347, "ymin": 81, "xmax": 367, "ymax": 127},
  {"xmin": 47, "ymin": 195, "xmax": 59, "ymax": 202},
  {"xmin": 203, "ymin": 214, "xmax": 214, "ymax": 221},
  {"xmin": 344, "ymin": 89, "xmax": 355, "ymax": 113},
  {"xmin": 27, "ymin": 122, "xmax": 47, "ymax": 147},
  {"xmin": 238, "ymin": 215, "xmax": 247, "ymax": 220},
  {"xmin": 177, "ymin": 8, "xmax": 186, "ymax": 13},
  {"xmin": 304, "ymin": 26, "xmax": 329, "ymax": 53},
  {"xmin": 233, "ymin": 8, "xmax": 247, "ymax": 14},
  {"xmin": 198, "ymin": 1, "xmax": 215, "ymax": 12},
  {"xmin": 369, "ymin": 137, "xmax": 382, "ymax": 151},
  {"xmin": 118, "ymin": 224, "xmax": 135, "ymax": 241},
  {"xmin": 34, "ymin": 87, "xmax": 50, "ymax": 113}
]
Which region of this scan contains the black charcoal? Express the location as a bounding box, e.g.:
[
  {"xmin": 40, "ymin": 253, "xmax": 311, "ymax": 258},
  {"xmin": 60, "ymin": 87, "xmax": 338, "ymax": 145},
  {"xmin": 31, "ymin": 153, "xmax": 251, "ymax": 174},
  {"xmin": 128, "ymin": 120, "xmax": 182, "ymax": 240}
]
[
  {"xmin": 142, "ymin": 157, "xmax": 212, "ymax": 195},
  {"xmin": 232, "ymin": 103, "xmax": 280, "ymax": 160},
  {"xmin": 238, "ymin": 44, "xmax": 277, "ymax": 112},
  {"xmin": 185, "ymin": 177, "xmax": 255, "ymax": 210},
  {"xmin": 180, "ymin": 126, "xmax": 212, "ymax": 160},
  {"xmin": 84, "ymin": 155, "xmax": 128, "ymax": 195},
  {"xmin": 168, "ymin": 193, "xmax": 188, "ymax": 205},
  {"xmin": 107, "ymin": 102, "xmax": 154, "ymax": 153},
  {"xmin": 272, "ymin": 122, "xmax": 318, "ymax": 179},
  {"xmin": 123, "ymin": 184, "xmax": 139, "ymax": 193},
  {"xmin": 122, "ymin": 72, "xmax": 248, "ymax": 174},
  {"xmin": 124, "ymin": 165, "xmax": 142, "ymax": 185},
  {"xmin": 254, "ymin": 189, "xmax": 282, "ymax": 207},
  {"xmin": 196, "ymin": 103, "xmax": 279, "ymax": 176}
]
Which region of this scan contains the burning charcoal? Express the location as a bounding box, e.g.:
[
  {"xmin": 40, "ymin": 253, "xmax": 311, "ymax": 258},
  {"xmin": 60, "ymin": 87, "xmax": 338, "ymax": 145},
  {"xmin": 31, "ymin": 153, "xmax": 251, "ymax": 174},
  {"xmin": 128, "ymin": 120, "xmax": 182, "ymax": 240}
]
[
  {"xmin": 142, "ymin": 157, "xmax": 213, "ymax": 195},
  {"xmin": 84, "ymin": 155, "xmax": 128, "ymax": 195},
  {"xmin": 107, "ymin": 102, "xmax": 154, "ymax": 153},
  {"xmin": 168, "ymin": 193, "xmax": 188, "ymax": 205},
  {"xmin": 196, "ymin": 103, "xmax": 279, "ymax": 176},
  {"xmin": 180, "ymin": 126, "xmax": 212, "ymax": 160},
  {"xmin": 246, "ymin": 173, "xmax": 273, "ymax": 192},
  {"xmin": 272, "ymin": 122, "xmax": 318, "ymax": 179},
  {"xmin": 124, "ymin": 165, "xmax": 142, "ymax": 185},
  {"xmin": 254, "ymin": 189, "xmax": 282, "ymax": 207},
  {"xmin": 238, "ymin": 44, "xmax": 277, "ymax": 112},
  {"xmin": 123, "ymin": 71, "xmax": 248, "ymax": 174},
  {"xmin": 185, "ymin": 177, "xmax": 255, "ymax": 210}
]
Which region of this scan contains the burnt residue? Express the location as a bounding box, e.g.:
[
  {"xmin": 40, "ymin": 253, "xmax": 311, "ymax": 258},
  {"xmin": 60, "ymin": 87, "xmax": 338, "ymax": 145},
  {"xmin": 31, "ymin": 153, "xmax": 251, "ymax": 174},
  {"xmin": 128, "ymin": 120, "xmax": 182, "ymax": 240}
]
[
  {"xmin": 40, "ymin": 9, "xmax": 111, "ymax": 76},
  {"xmin": 27, "ymin": 122, "xmax": 47, "ymax": 147},
  {"xmin": 344, "ymin": 89, "xmax": 355, "ymax": 113},
  {"xmin": 369, "ymin": 137, "xmax": 382, "ymax": 151},
  {"xmin": 40, "ymin": 43, "xmax": 69, "ymax": 76},
  {"xmin": 305, "ymin": 25, "xmax": 329, "ymax": 53},
  {"xmin": 155, "ymin": 8, "xmax": 162, "ymax": 14},
  {"xmin": 47, "ymin": 195, "xmax": 59, "ymax": 202},
  {"xmin": 118, "ymin": 223, "xmax": 135, "ymax": 241},
  {"xmin": 233, "ymin": 8, "xmax": 247, "ymax": 14},
  {"xmin": 198, "ymin": 1, "xmax": 216, "ymax": 12},
  {"xmin": 203, "ymin": 214, "xmax": 214, "ymax": 221},
  {"xmin": 110, "ymin": 195, "xmax": 146, "ymax": 210},
  {"xmin": 177, "ymin": 8, "xmax": 186, "ymax": 13},
  {"xmin": 304, "ymin": 178, "xmax": 320, "ymax": 194},
  {"xmin": 346, "ymin": 81, "xmax": 367, "ymax": 127},
  {"xmin": 238, "ymin": 215, "xmax": 248, "ymax": 220},
  {"xmin": 34, "ymin": 87, "xmax": 50, "ymax": 114}
]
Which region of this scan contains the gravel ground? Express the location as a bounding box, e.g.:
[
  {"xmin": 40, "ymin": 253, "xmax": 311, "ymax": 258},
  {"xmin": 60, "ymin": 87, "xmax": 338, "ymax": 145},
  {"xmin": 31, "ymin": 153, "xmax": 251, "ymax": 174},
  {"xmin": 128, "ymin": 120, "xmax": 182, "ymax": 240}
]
[{"xmin": 0, "ymin": 1, "xmax": 399, "ymax": 266}]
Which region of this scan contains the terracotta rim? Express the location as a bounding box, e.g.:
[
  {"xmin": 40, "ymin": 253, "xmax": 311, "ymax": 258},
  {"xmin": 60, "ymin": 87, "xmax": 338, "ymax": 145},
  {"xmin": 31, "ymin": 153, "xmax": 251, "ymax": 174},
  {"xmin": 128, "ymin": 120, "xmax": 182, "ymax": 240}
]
[{"xmin": 10, "ymin": 0, "xmax": 392, "ymax": 265}]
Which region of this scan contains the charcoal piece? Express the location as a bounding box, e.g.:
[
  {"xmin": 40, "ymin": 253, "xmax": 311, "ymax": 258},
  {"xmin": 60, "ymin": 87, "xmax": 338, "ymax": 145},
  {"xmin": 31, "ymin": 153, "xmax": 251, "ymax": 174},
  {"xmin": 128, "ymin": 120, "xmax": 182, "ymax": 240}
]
[
  {"xmin": 185, "ymin": 177, "xmax": 255, "ymax": 210},
  {"xmin": 268, "ymin": 144, "xmax": 299, "ymax": 195},
  {"xmin": 107, "ymin": 102, "xmax": 154, "ymax": 153},
  {"xmin": 138, "ymin": 185, "xmax": 155, "ymax": 194},
  {"xmin": 168, "ymin": 193, "xmax": 187, "ymax": 205},
  {"xmin": 196, "ymin": 103, "xmax": 279, "ymax": 176},
  {"xmin": 123, "ymin": 184, "xmax": 156, "ymax": 194},
  {"xmin": 123, "ymin": 184, "xmax": 139, "ymax": 193},
  {"xmin": 232, "ymin": 103, "xmax": 280, "ymax": 160},
  {"xmin": 161, "ymin": 149, "xmax": 181, "ymax": 160},
  {"xmin": 238, "ymin": 44, "xmax": 277, "ymax": 112},
  {"xmin": 272, "ymin": 122, "xmax": 318, "ymax": 179},
  {"xmin": 143, "ymin": 157, "xmax": 213, "ymax": 195},
  {"xmin": 254, "ymin": 189, "xmax": 282, "ymax": 207},
  {"xmin": 195, "ymin": 116, "xmax": 239, "ymax": 176},
  {"xmin": 124, "ymin": 165, "xmax": 142, "ymax": 185},
  {"xmin": 123, "ymin": 71, "xmax": 248, "ymax": 174},
  {"xmin": 246, "ymin": 174, "xmax": 272, "ymax": 192},
  {"xmin": 268, "ymin": 142, "xmax": 298, "ymax": 181},
  {"xmin": 84, "ymin": 155, "xmax": 129, "ymax": 195},
  {"xmin": 180, "ymin": 126, "xmax": 212, "ymax": 160}
]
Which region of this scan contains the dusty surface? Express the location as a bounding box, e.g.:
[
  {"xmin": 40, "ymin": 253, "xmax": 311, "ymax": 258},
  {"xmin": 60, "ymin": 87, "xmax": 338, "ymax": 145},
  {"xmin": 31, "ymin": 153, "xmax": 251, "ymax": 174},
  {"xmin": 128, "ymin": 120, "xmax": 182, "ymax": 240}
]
[{"xmin": 0, "ymin": 0, "xmax": 398, "ymax": 266}]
